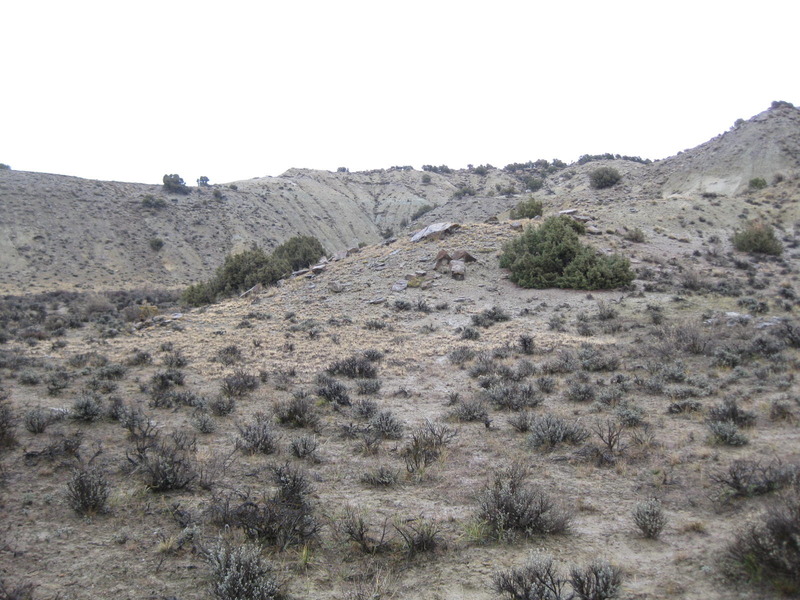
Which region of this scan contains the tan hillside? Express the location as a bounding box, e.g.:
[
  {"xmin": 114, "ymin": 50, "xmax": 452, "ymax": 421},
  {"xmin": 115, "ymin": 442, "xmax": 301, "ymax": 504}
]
[{"xmin": 1, "ymin": 102, "xmax": 800, "ymax": 600}]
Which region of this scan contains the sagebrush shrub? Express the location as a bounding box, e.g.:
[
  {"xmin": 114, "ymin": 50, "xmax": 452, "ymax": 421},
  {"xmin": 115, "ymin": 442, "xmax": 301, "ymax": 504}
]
[
  {"xmin": 328, "ymin": 354, "xmax": 378, "ymax": 379},
  {"xmin": 369, "ymin": 410, "xmax": 404, "ymax": 439},
  {"xmin": 493, "ymin": 553, "xmax": 566, "ymax": 600},
  {"xmin": 206, "ymin": 539, "xmax": 284, "ymax": 600},
  {"xmin": 633, "ymin": 498, "xmax": 666, "ymax": 539},
  {"xmin": 221, "ymin": 370, "xmax": 259, "ymax": 397},
  {"xmin": 24, "ymin": 407, "xmax": 51, "ymax": 434},
  {"xmin": 477, "ymin": 464, "xmax": 571, "ymax": 540},
  {"xmin": 726, "ymin": 493, "xmax": 800, "ymax": 594},
  {"xmin": 275, "ymin": 393, "xmax": 319, "ymax": 429},
  {"xmin": 529, "ymin": 414, "xmax": 589, "ymax": 449},
  {"xmin": 66, "ymin": 467, "xmax": 110, "ymax": 515},
  {"xmin": 71, "ymin": 391, "xmax": 104, "ymax": 422},
  {"xmin": 236, "ymin": 414, "xmax": 279, "ymax": 455}
]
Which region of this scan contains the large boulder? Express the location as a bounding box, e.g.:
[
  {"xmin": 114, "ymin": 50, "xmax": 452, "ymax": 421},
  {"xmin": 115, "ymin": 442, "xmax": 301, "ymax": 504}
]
[{"xmin": 411, "ymin": 222, "xmax": 460, "ymax": 242}]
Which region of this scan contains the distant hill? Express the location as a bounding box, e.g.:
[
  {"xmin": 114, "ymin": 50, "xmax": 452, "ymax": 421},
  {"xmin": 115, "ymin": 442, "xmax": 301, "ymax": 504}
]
[{"xmin": 1, "ymin": 103, "xmax": 798, "ymax": 295}]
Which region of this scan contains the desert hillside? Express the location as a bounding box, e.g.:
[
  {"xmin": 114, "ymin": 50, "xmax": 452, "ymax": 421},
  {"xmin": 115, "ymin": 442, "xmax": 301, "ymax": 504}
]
[
  {"xmin": 1, "ymin": 103, "xmax": 799, "ymax": 295},
  {"xmin": 1, "ymin": 103, "xmax": 800, "ymax": 600}
]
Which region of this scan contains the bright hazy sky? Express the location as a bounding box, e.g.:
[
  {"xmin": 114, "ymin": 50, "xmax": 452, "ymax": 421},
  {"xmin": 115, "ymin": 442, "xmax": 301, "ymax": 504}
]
[{"xmin": 2, "ymin": 1, "xmax": 797, "ymax": 185}]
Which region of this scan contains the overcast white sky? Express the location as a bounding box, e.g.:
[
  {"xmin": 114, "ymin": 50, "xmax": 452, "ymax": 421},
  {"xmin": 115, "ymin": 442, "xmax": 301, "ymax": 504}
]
[{"xmin": 2, "ymin": 1, "xmax": 797, "ymax": 185}]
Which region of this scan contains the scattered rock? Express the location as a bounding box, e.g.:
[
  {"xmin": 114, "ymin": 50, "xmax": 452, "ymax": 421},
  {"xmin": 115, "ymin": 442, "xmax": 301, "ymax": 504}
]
[
  {"xmin": 411, "ymin": 222, "xmax": 460, "ymax": 242},
  {"xmin": 434, "ymin": 250, "xmax": 452, "ymax": 271},
  {"xmin": 585, "ymin": 226, "xmax": 602, "ymax": 235},
  {"xmin": 311, "ymin": 264, "xmax": 327, "ymax": 274},
  {"xmin": 559, "ymin": 209, "xmax": 577, "ymax": 215},
  {"xmin": 328, "ymin": 281, "xmax": 345, "ymax": 293},
  {"xmin": 510, "ymin": 222, "xmax": 523, "ymax": 230},
  {"xmin": 451, "ymin": 250, "xmax": 476, "ymax": 263},
  {"xmin": 450, "ymin": 260, "xmax": 466, "ymax": 280},
  {"xmin": 392, "ymin": 280, "xmax": 408, "ymax": 292},
  {"xmin": 367, "ymin": 297, "xmax": 386, "ymax": 304}
]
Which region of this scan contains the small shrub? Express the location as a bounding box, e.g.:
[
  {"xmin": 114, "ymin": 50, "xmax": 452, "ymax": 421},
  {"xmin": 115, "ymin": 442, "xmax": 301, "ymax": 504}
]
[
  {"xmin": 623, "ymin": 227, "xmax": 646, "ymax": 243},
  {"xmin": 712, "ymin": 459, "xmax": 798, "ymax": 498},
  {"xmin": 633, "ymin": 498, "xmax": 667, "ymax": 539},
  {"xmin": 510, "ymin": 197, "xmax": 544, "ymax": 220},
  {"xmin": 192, "ymin": 411, "xmax": 217, "ymax": 434},
  {"xmin": 141, "ymin": 195, "xmax": 167, "ymax": 210},
  {"xmin": 337, "ymin": 506, "xmax": 392, "ymax": 555},
  {"xmin": 748, "ymin": 177, "xmax": 768, "ymax": 190},
  {"xmin": 290, "ymin": 435, "xmax": 319, "ymax": 461},
  {"xmin": 66, "ymin": 467, "xmax": 110, "ymax": 515},
  {"xmin": 536, "ymin": 376, "xmax": 557, "ymax": 394},
  {"xmin": 451, "ymin": 398, "xmax": 489, "ymax": 423},
  {"xmin": 0, "ymin": 580, "xmax": 35, "ymax": 600},
  {"xmin": 589, "ymin": 167, "xmax": 621, "ymax": 189},
  {"xmin": 569, "ymin": 560, "xmax": 624, "ymax": 600},
  {"xmin": 217, "ymin": 344, "xmax": 243, "ymax": 365},
  {"xmin": 221, "ymin": 370, "xmax": 259, "ymax": 397},
  {"xmin": 732, "ymin": 221, "xmax": 783, "ymax": 255},
  {"xmin": 353, "ymin": 398, "xmax": 378, "ymax": 420},
  {"xmin": 0, "ymin": 397, "xmax": 17, "ymax": 450},
  {"xmin": 493, "ymin": 553, "xmax": 566, "ymax": 600},
  {"xmin": 477, "ymin": 464, "xmax": 571, "ymax": 540},
  {"xmin": 135, "ymin": 435, "xmax": 198, "ymax": 492},
  {"xmin": 508, "ymin": 411, "xmax": 537, "ymax": 433},
  {"xmin": 461, "ymin": 326, "xmax": 480, "ymax": 340},
  {"xmin": 24, "ymin": 407, "xmax": 51, "ymax": 434},
  {"xmin": 206, "ymin": 539, "xmax": 284, "ymax": 600},
  {"xmin": 529, "ymin": 415, "xmax": 589, "ymax": 450},
  {"xmin": 708, "ymin": 399, "xmax": 756, "ymax": 427},
  {"xmin": 275, "ymin": 393, "xmax": 319, "ymax": 429},
  {"xmin": 149, "ymin": 238, "xmax": 164, "ymax": 252},
  {"xmin": 401, "ymin": 419, "xmax": 457, "ymax": 474},
  {"xmin": 355, "ymin": 378, "xmax": 381, "ymax": 396},
  {"xmin": 394, "ymin": 518, "xmax": 440, "ymax": 557},
  {"xmin": 708, "ymin": 421, "xmax": 749, "ymax": 446},
  {"xmin": 519, "ymin": 335, "xmax": 536, "ymax": 355},
  {"xmin": 236, "ymin": 414, "xmax": 279, "ymax": 455},
  {"xmin": 71, "ymin": 391, "xmax": 104, "ymax": 422},
  {"xmin": 725, "ymin": 493, "xmax": 800, "ymax": 594},
  {"xmin": 472, "ymin": 306, "xmax": 511, "ymax": 328},
  {"xmin": 483, "ymin": 382, "xmax": 541, "ymax": 411},
  {"xmin": 369, "ymin": 410, "xmax": 404, "ymax": 439},
  {"xmin": 316, "ymin": 376, "xmax": 350, "ymax": 406},
  {"xmin": 328, "ymin": 354, "xmax": 378, "ymax": 379},
  {"xmin": 361, "ymin": 465, "xmax": 399, "ymax": 487},
  {"xmin": 209, "ymin": 396, "xmax": 236, "ymax": 416}
]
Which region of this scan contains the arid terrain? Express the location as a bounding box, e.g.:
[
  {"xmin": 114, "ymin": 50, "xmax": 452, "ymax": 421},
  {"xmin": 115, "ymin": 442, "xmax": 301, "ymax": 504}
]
[{"xmin": 1, "ymin": 103, "xmax": 800, "ymax": 600}]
